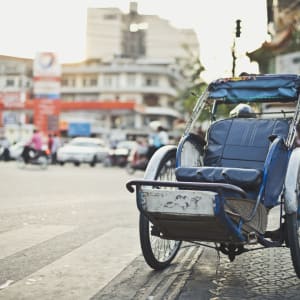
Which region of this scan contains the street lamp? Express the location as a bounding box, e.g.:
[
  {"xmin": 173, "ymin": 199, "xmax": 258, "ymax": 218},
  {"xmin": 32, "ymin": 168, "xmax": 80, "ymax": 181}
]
[{"xmin": 232, "ymin": 19, "xmax": 242, "ymax": 77}]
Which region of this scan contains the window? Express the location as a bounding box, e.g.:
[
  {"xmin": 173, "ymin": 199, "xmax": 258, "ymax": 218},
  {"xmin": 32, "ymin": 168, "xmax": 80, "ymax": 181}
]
[
  {"xmin": 127, "ymin": 74, "xmax": 136, "ymax": 87},
  {"xmin": 144, "ymin": 94, "xmax": 159, "ymax": 106},
  {"xmin": 103, "ymin": 75, "xmax": 112, "ymax": 87},
  {"xmin": 6, "ymin": 79, "xmax": 14, "ymax": 87},
  {"xmin": 103, "ymin": 14, "xmax": 117, "ymax": 20},
  {"xmin": 62, "ymin": 78, "xmax": 68, "ymax": 86},
  {"xmin": 144, "ymin": 75, "xmax": 158, "ymax": 87},
  {"xmin": 90, "ymin": 78, "xmax": 98, "ymax": 86}
]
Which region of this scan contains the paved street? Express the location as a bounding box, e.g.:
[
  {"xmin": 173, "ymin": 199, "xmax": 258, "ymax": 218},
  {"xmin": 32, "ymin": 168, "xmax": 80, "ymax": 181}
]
[{"xmin": 1, "ymin": 161, "xmax": 300, "ymax": 299}]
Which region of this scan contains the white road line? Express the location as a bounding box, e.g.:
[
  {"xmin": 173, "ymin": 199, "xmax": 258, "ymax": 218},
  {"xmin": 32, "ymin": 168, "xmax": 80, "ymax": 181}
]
[
  {"xmin": 0, "ymin": 225, "xmax": 74, "ymax": 259},
  {"xmin": 0, "ymin": 227, "xmax": 140, "ymax": 300}
]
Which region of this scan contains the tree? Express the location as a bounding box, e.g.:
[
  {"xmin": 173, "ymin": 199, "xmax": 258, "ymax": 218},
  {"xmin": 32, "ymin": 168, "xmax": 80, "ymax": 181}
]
[{"xmin": 179, "ymin": 46, "xmax": 208, "ymax": 120}]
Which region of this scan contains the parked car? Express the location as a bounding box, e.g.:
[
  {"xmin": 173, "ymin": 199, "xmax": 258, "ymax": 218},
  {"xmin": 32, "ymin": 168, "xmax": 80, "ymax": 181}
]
[
  {"xmin": 9, "ymin": 141, "xmax": 26, "ymax": 160},
  {"xmin": 57, "ymin": 137, "xmax": 109, "ymax": 167},
  {"xmin": 104, "ymin": 140, "xmax": 137, "ymax": 167}
]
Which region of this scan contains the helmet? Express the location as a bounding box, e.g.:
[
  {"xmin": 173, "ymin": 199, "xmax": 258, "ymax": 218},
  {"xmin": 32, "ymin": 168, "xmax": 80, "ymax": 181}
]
[{"xmin": 229, "ymin": 104, "xmax": 255, "ymax": 118}]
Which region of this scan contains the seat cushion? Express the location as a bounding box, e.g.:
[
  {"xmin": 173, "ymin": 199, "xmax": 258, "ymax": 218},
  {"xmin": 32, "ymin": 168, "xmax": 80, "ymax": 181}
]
[
  {"xmin": 176, "ymin": 166, "xmax": 262, "ymax": 189},
  {"xmin": 203, "ymin": 118, "xmax": 290, "ymax": 170}
]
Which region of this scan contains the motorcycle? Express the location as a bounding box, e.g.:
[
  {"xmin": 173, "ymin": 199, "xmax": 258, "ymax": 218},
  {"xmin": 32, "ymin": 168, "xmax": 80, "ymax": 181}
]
[
  {"xmin": 18, "ymin": 146, "xmax": 50, "ymax": 169},
  {"xmin": 126, "ymin": 147, "xmax": 150, "ymax": 174}
]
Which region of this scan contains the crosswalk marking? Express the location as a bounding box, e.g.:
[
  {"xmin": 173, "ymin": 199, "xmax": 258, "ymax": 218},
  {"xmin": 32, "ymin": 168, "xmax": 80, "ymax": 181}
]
[
  {"xmin": 0, "ymin": 227, "xmax": 140, "ymax": 300},
  {"xmin": 0, "ymin": 225, "xmax": 74, "ymax": 259}
]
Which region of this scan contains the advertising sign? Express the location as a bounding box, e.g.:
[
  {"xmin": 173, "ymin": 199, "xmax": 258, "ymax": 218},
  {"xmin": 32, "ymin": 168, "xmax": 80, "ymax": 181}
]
[
  {"xmin": 33, "ymin": 52, "xmax": 61, "ymax": 99},
  {"xmin": 68, "ymin": 123, "xmax": 91, "ymax": 137},
  {"xmin": 0, "ymin": 92, "xmax": 26, "ymax": 109},
  {"xmin": 34, "ymin": 99, "xmax": 61, "ymax": 133}
]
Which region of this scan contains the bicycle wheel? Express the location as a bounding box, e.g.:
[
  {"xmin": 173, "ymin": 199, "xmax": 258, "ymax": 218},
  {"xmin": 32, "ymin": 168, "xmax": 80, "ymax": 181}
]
[
  {"xmin": 286, "ymin": 167, "xmax": 300, "ymax": 278},
  {"xmin": 38, "ymin": 156, "xmax": 48, "ymax": 170},
  {"xmin": 139, "ymin": 146, "xmax": 182, "ymax": 270}
]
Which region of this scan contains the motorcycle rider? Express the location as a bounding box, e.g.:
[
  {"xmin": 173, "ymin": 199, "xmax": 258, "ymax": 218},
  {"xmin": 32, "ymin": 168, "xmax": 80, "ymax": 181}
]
[{"xmin": 22, "ymin": 129, "xmax": 43, "ymax": 163}]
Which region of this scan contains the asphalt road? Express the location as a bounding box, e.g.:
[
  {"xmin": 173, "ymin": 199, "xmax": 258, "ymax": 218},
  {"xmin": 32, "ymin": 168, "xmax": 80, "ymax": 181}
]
[{"xmin": 1, "ymin": 161, "xmax": 300, "ymax": 300}]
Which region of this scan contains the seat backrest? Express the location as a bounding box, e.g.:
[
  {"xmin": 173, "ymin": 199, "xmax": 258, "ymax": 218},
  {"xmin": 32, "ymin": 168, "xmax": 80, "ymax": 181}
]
[{"xmin": 203, "ymin": 118, "xmax": 290, "ymax": 170}]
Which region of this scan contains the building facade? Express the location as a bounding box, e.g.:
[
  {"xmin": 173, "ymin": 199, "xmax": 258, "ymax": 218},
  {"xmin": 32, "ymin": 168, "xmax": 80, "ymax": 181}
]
[
  {"xmin": 86, "ymin": 2, "xmax": 199, "ymax": 62},
  {"xmin": 61, "ymin": 58, "xmax": 182, "ymax": 132},
  {"xmin": 0, "ymin": 2, "xmax": 199, "ymax": 141},
  {"xmin": 247, "ymin": 0, "xmax": 300, "ymax": 74}
]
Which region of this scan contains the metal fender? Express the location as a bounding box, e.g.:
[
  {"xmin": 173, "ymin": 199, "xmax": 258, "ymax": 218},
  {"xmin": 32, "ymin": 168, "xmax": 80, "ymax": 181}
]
[
  {"xmin": 284, "ymin": 148, "xmax": 300, "ymax": 214},
  {"xmin": 144, "ymin": 145, "xmax": 177, "ymax": 180}
]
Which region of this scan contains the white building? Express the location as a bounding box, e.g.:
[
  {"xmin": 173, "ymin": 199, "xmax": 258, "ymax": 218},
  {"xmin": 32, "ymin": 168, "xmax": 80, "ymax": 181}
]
[
  {"xmin": 86, "ymin": 2, "xmax": 199, "ymax": 62},
  {"xmin": 61, "ymin": 57, "xmax": 183, "ymax": 133}
]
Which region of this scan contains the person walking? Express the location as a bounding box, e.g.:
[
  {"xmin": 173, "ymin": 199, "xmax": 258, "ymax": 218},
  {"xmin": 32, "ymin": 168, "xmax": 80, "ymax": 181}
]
[
  {"xmin": 157, "ymin": 126, "xmax": 169, "ymax": 147},
  {"xmin": 48, "ymin": 134, "xmax": 53, "ymax": 156},
  {"xmin": 51, "ymin": 134, "xmax": 61, "ymax": 164}
]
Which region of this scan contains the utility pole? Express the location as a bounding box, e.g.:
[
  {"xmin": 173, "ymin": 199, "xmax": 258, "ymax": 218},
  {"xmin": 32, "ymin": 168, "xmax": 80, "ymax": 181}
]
[{"xmin": 232, "ymin": 19, "xmax": 241, "ymax": 77}]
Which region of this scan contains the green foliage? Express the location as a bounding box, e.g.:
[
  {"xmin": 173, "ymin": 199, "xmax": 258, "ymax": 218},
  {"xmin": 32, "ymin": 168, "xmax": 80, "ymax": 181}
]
[{"xmin": 179, "ymin": 46, "xmax": 208, "ymax": 116}]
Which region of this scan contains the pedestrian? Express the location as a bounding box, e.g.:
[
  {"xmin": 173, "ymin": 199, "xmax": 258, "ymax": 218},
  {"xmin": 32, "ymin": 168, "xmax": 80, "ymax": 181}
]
[
  {"xmin": 147, "ymin": 124, "xmax": 168, "ymax": 160},
  {"xmin": 48, "ymin": 134, "xmax": 53, "ymax": 155},
  {"xmin": 51, "ymin": 134, "xmax": 61, "ymax": 164},
  {"xmin": 157, "ymin": 126, "xmax": 169, "ymax": 147}
]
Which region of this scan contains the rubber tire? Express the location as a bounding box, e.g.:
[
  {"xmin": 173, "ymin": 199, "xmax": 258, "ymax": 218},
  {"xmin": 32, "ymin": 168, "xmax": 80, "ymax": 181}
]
[
  {"xmin": 17, "ymin": 156, "xmax": 26, "ymax": 169},
  {"xmin": 139, "ymin": 148, "xmax": 181, "ymax": 270},
  {"xmin": 90, "ymin": 156, "xmax": 97, "ymax": 167},
  {"xmin": 287, "ymin": 213, "xmax": 300, "ymax": 278},
  {"xmin": 59, "ymin": 162, "xmax": 65, "ymax": 166},
  {"xmin": 74, "ymin": 162, "xmax": 81, "ymax": 167},
  {"xmin": 38, "ymin": 156, "xmax": 48, "ymax": 170},
  {"xmin": 126, "ymin": 163, "xmax": 135, "ymax": 175}
]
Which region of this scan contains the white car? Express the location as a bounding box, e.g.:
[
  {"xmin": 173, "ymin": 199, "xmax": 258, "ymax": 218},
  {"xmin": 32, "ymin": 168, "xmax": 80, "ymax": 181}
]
[
  {"xmin": 57, "ymin": 137, "xmax": 109, "ymax": 167},
  {"xmin": 9, "ymin": 141, "xmax": 26, "ymax": 160}
]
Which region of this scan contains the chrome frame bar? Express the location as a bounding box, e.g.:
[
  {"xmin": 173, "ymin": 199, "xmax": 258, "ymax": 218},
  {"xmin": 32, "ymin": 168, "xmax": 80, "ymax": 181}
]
[
  {"xmin": 286, "ymin": 94, "xmax": 300, "ymax": 149},
  {"xmin": 183, "ymin": 89, "xmax": 210, "ymax": 136}
]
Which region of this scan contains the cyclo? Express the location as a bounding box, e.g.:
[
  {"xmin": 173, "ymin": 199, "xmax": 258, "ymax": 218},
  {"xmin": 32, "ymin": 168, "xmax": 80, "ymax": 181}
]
[{"xmin": 126, "ymin": 74, "xmax": 300, "ymax": 277}]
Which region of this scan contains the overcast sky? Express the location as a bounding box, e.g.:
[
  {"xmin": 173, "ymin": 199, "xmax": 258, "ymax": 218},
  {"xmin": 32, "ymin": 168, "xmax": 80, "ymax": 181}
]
[{"xmin": 0, "ymin": 0, "xmax": 268, "ymax": 81}]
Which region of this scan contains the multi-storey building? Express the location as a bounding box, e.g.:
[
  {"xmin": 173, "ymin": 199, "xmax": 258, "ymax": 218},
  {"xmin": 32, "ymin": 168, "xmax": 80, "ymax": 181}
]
[
  {"xmin": 86, "ymin": 2, "xmax": 199, "ymax": 62},
  {"xmin": 60, "ymin": 58, "xmax": 182, "ymax": 132}
]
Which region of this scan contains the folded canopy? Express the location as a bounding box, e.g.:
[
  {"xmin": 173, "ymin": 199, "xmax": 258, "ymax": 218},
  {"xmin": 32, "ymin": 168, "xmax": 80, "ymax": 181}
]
[{"xmin": 208, "ymin": 74, "xmax": 300, "ymax": 103}]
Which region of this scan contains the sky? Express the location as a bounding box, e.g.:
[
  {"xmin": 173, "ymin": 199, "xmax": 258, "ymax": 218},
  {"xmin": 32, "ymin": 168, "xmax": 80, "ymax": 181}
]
[{"xmin": 0, "ymin": 0, "xmax": 268, "ymax": 82}]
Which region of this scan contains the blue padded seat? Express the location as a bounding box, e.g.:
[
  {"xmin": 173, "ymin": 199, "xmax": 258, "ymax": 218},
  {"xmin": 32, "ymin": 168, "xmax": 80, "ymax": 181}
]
[
  {"xmin": 176, "ymin": 118, "xmax": 290, "ymax": 191},
  {"xmin": 203, "ymin": 118, "xmax": 290, "ymax": 170},
  {"xmin": 176, "ymin": 167, "xmax": 262, "ymax": 189}
]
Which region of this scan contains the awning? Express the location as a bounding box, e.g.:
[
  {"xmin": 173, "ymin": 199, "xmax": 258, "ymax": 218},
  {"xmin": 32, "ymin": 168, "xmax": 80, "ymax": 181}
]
[{"xmin": 208, "ymin": 74, "xmax": 300, "ymax": 103}]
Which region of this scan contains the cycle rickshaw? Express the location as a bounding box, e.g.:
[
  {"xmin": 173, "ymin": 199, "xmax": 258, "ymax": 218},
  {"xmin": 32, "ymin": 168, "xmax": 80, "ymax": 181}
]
[{"xmin": 126, "ymin": 74, "xmax": 300, "ymax": 277}]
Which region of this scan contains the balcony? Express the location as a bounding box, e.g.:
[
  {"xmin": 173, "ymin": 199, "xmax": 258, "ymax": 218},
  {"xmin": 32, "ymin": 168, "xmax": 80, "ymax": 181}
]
[{"xmin": 61, "ymin": 85, "xmax": 178, "ymax": 97}]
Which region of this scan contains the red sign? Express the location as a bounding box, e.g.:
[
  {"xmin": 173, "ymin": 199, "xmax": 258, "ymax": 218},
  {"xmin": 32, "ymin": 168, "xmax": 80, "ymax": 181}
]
[
  {"xmin": 34, "ymin": 99, "xmax": 61, "ymax": 134},
  {"xmin": 0, "ymin": 92, "xmax": 27, "ymax": 109}
]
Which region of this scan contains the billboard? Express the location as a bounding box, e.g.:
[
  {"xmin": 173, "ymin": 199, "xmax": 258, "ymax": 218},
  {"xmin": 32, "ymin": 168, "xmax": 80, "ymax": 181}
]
[
  {"xmin": 34, "ymin": 99, "xmax": 61, "ymax": 133},
  {"xmin": 68, "ymin": 123, "xmax": 91, "ymax": 137},
  {"xmin": 33, "ymin": 52, "xmax": 61, "ymax": 99}
]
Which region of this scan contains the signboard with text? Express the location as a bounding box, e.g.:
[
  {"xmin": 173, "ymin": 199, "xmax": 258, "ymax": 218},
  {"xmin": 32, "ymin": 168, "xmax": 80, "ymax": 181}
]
[
  {"xmin": 33, "ymin": 52, "xmax": 61, "ymax": 99},
  {"xmin": 34, "ymin": 99, "xmax": 61, "ymax": 133},
  {"xmin": 68, "ymin": 123, "xmax": 91, "ymax": 137}
]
